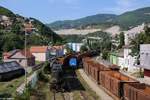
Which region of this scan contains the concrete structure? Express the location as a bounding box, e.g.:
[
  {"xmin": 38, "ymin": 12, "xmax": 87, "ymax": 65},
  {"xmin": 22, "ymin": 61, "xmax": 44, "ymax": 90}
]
[
  {"xmin": 67, "ymin": 43, "xmax": 83, "ymax": 52},
  {"xmin": 139, "ymin": 44, "xmax": 150, "ymax": 77},
  {"xmin": 84, "ymin": 37, "xmax": 102, "ymax": 45},
  {"xmin": 3, "ymin": 49, "xmax": 35, "ymax": 68},
  {"xmin": 17, "ymin": 72, "xmax": 37, "ymax": 94},
  {"xmin": 124, "ymin": 46, "xmax": 137, "ymax": 71},
  {"xmin": 30, "ymin": 46, "xmax": 49, "ymax": 62}
]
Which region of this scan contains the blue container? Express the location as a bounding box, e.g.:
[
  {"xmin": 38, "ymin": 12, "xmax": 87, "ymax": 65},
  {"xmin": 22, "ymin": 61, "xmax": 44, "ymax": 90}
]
[{"xmin": 69, "ymin": 58, "xmax": 77, "ymax": 68}]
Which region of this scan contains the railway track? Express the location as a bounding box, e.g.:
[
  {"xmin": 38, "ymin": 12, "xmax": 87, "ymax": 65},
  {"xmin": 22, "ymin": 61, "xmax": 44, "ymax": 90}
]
[
  {"xmin": 51, "ymin": 90, "xmax": 72, "ymax": 100},
  {"xmin": 51, "ymin": 91, "xmax": 56, "ymax": 100},
  {"xmin": 63, "ymin": 78, "xmax": 73, "ymax": 100},
  {"xmin": 51, "ymin": 78, "xmax": 73, "ymax": 100}
]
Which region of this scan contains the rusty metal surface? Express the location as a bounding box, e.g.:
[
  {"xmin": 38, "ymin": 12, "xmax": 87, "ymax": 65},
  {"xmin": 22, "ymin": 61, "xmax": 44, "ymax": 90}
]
[
  {"xmin": 123, "ymin": 83, "xmax": 150, "ymax": 100},
  {"xmin": 82, "ymin": 57, "xmax": 150, "ymax": 100}
]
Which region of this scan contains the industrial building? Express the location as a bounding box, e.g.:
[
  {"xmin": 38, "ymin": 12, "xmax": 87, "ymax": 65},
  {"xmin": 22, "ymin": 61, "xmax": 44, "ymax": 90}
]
[{"xmin": 0, "ymin": 61, "xmax": 25, "ymax": 81}]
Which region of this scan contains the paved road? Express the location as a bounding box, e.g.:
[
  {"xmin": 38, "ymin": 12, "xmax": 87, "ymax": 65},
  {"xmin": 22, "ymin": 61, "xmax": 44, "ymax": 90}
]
[{"xmin": 78, "ymin": 69, "xmax": 114, "ymax": 100}]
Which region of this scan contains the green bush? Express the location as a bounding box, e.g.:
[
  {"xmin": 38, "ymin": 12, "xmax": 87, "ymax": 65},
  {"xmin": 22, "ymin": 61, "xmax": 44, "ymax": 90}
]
[
  {"xmin": 37, "ymin": 70, "xmax": 49, "ymax": 82},
  {"xmin": 80, "ymin": 45, "xmax": 88, "ymax": 53},
  {"xmin": 43, "ymin": 61, "xmax": 50, "ymax": 74},
  {"xmin": 102, "ymin": 51, "xmax": 109, "ymax": 60}
]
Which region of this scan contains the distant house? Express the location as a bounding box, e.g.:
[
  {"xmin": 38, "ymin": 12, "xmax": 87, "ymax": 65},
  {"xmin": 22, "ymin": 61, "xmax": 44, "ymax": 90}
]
[
  {"xmin": 49, "ymin": 45, "xmax": 65, "ymax": 57},
  {"xmin": 109, "ymin": 46, "xmax": 137, "ymax": 72},
  {"xmin": 138, "ymin": 44, "xmax": 150, "ymax": 77},
  {"xmin": 0, "ymin": 15, "xmax": 12, "ymax": 27},
  {"xmin": 67, "ymin": 43, "xmax": 83, "ymax": 52},
  {"xmin": 0, "ymin": 61, "xmax": 25, "ymax": 81},
  {"xmin": 30, "ymin": 46, "xmax": 49, "ymax": 62},
  {"xmin": 109, "ymin": 49, "xmax": 124, "ymax": 69},
  {"xmin": 123, "ymin": 46, "xmax": 137, "ymax": 71},
  {"xmin": 3, "ymin": 49, "xmax": 35, "ymax": 67}
]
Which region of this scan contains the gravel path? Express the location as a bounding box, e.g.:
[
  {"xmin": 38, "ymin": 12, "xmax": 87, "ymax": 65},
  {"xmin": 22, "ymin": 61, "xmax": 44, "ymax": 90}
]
[{"xmin": 78, "ymin": 69, "xmax": 114, "ymax": 100}]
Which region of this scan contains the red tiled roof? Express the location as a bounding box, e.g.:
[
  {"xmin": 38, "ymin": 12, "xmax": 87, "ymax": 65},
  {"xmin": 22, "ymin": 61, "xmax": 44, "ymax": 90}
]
[
  {"xmin": 30, "ymin": 46, "xmax": 48, "ymax": 53},
  {"xmin": 3, "ymin": 49, "xmax": 34, "ymax": 59}
]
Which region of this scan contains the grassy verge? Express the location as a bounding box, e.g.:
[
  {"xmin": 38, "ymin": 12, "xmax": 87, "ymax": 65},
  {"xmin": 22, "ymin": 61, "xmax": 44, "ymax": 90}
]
[
  {"xmin": 72, "ymin": 91, "xmax": 82, "ymax": 100},
  {"xmin": 0, "ymin": 75, "xmax": 25, "ymax": 97},
  {"xmin": 29, "ymin": 81, "xmax": 48, "ymax": 100}
]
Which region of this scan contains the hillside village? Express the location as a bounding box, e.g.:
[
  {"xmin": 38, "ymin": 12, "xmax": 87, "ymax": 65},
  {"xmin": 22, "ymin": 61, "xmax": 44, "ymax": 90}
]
[{"xmin": 0, "ymin": 5, "xmax": 150, "ymax": 100}]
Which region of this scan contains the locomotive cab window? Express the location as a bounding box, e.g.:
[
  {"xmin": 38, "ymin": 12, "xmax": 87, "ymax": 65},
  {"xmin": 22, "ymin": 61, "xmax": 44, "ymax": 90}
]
[{"xmin": 69, "ymin": 58, "xmax": 77, "ymax": 68}]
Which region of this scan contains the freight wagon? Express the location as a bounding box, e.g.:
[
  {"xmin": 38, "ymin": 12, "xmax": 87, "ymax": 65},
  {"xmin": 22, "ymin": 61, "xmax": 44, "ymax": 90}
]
[
  {"xmin": 100, "ymin": 71, "xmax": 138, "ymax": 98},
  {"xmin": 82, "ymin": 58, "xmax": 119, "ymax": 84},
  {"xmin": 123, "ymin": 83, "xmax": 150, "ymax": 100},
  {"xmin": 82, "ymin": 57, "xmax": 150, "ymax": 100}
]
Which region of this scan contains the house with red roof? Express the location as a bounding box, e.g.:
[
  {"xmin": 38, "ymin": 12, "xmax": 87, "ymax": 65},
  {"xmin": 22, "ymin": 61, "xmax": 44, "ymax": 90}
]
[
  {"xmin": 30, "ymin": 46, "xmax": 49, "ymax": 62},
  {"xmin": 3, "ymin": 49, "xmax": 35, "ymax": 67}
]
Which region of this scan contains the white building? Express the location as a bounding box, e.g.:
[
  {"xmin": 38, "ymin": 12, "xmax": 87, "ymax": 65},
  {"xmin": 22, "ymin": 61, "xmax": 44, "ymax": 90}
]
[
  {"xmin": 123, "ymin": 46, "xmax": 137, "ymax": 72},
  {"xmin": 139, "ymin": 44, "xmax": 150, "ymax": 77},
  {"xmin": 67, "ymin": 43, "xmax": 83, "ymax": 52},
  {"xmin": 30, "ymin": 46, "xmax": 49, "ymax": 62},
  {"xmin": 140, "ymin": 44, "xmax": 150, "ymax": 70}
]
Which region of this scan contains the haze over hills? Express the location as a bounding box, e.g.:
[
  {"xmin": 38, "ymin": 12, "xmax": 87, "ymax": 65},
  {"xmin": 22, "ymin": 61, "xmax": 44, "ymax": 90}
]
[{"xmin": 48, "ymin": 7, "xmax": 150, "ymax": 30}]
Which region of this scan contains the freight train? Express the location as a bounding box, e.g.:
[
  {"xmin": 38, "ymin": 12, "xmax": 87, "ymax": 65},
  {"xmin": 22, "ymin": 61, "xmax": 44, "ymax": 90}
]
[
  {"xmin": 49, "ymin": 59, "xmax": 64, "ymax": 92},
  {"xmin": 49, "ymin": 50, "xmax": 99, "ymax": 92},
  {"xmin": 83, "ymin": 57, "xmax": 150, "ymax": 100}
]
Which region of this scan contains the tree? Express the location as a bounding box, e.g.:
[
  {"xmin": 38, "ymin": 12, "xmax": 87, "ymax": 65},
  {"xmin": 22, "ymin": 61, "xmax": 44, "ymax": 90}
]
[
  {"xmin": 80, "ymin": 45, "xmax": 88, "ymax": 53},
  {"xmin": 102, "ymin": 50, "xmax": 109, "ymax": 60},
  {"xmin": 65, "ymin": 44, "xmax": 73, "ymax": 53},
  {"xmin": 11, "ymin": 22, "xmax": 22, "ymax": 34},
  {"xmin": 130, "ymin": 25, "xmax": 150, "ymax": 56},
  {"xmin": 2, "ymin": 32, "xmax": 24, "ymax": 51},
  {"xmin": 118, "ymin": 32, "xmax": 125, "ymax": 49},
  {"xmin": 86, "ymin": 31, "xmax": 112, "ymax": 52}
]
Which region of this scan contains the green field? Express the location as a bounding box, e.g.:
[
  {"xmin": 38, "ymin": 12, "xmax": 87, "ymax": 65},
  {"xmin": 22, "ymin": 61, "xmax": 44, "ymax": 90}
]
[{"xmin": 0, "ymin": 76, "xmax": 25, "ymax": 97}]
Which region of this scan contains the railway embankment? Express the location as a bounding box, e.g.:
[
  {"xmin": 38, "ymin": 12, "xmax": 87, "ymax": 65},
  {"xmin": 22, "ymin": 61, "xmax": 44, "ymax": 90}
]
[{"xmin": 78, "ymin": 69, "xmax": 113, "ymax": 100}]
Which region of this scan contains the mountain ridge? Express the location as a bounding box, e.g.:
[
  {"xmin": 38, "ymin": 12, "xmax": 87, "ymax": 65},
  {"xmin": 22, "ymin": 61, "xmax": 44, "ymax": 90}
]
[{"xmin": 48, "ymin": 7, "xmax": 150, "ymax": 30}]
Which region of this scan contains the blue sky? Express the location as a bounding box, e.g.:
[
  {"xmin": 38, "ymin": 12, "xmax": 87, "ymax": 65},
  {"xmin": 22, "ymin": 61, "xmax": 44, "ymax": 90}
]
[{"xmin": 0, "ymin": 0, "xmax": 150, "ymax": 23}]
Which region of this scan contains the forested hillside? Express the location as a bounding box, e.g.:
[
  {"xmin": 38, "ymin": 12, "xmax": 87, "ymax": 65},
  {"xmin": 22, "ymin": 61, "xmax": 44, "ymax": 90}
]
[{"xmin": 0, "ymin": 6, "xmax": 63, "ymax": 53}]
